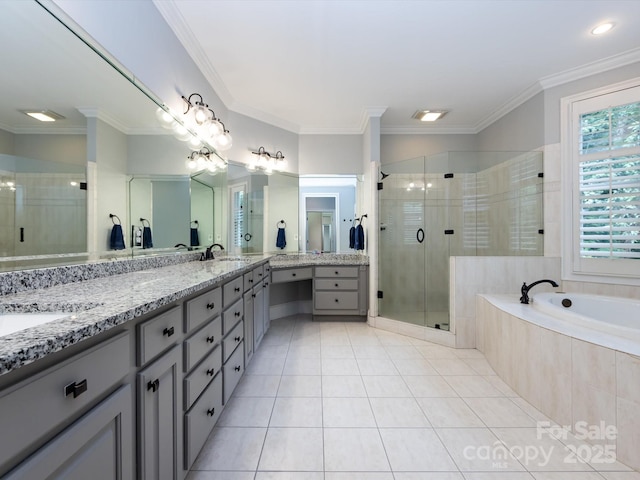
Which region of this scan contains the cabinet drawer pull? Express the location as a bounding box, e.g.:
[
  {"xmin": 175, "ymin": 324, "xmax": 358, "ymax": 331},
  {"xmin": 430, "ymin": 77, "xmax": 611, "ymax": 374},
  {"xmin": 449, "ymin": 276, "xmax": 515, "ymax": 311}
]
[
  {"xmin": 335, "ymin": 283, "xmax": 339, "ymax": 287},
  {"xmin": 249, "ymin": 279, "xmax": 253, "ymax": 283},
  {"xmin": 147, "ymin": 379, "xmax": 160, "ymax": 392},
  {"xmin": 334, "ymin": 298, "xmax": 339, "ymax": 303},
  {"xmin": 234, "ymin": 336, "xmax": 241, "ymax": 342},
  {"xmin": 206, "ymin": 335, "xmax": 215, "ymax": 343},
  {"xmin": 234, "ymin": 365, "xmax": 241, "ymax": 372},
  {"xmin": 252, "ymin": 293, "xmax": 256, "ymax": 298},
  {"xmin": 206, "ymin": 368, "xmax": 215, "ymax": 376},
  {"xmin": 264, "ymin": 282, "xmax": 269, "ymax": 287},
  {"xmin": 207, "ymin": 408, "xmax": 215, "ymax": 416},
  {"xmin": 234, "ymin": 287, "xmax": 240, "ymax": 292},
  {"xmin": 258, "ymin": 272, "xmax": 263, "ymax": 277},
  {"xmin": 234, "ymin": 311, "xmax": 240, "ymax": 317},
  {"xmin": 163, "ymin": 326, "xmax": 175, "ymax": 337},
  {"xmin": 206, "ymin": 302, "xmax": 215, "ymax": 310},
  {"xmin": 291, "ymin": 272, "xmax": 296, "ymax": 277},
  {"xmin": 64, "ymin": 379, "xmax": 88, "ymax": 398},
  {"xmin": 335, "ymin": 271, "xmax": 339, "ymax": 275}
]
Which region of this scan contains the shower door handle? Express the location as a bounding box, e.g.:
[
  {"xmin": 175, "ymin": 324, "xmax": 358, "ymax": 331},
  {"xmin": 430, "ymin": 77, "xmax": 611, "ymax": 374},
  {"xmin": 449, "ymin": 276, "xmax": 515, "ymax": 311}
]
[{"xmin": 416, "ymin": 228, "xmax": 425, "ymax": 243}]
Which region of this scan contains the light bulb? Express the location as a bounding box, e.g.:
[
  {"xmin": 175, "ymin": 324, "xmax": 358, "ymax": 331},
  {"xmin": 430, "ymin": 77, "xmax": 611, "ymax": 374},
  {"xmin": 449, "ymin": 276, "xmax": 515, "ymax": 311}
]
[
  {"xmin": 208, "ymin": 118, "xmax": 223, "ymax": 138},
  {"xmin": 206, "ymin": 162, "xmax": 217, "ymax": 173},
  {"xmin": 409, "ymin": 182, "xmax": 415, "ymax": 188},
  {"xmin": 173, "ymin": 123, "xmax": 191, "ymax": 141},
  {"xmin": 427, "ymin": 182, "xmax": 433, "ymax": 188},
  {"xmin": 215, "ymin": 131, "xmax": 232, "ymax": 151},
  {"xmin": 188, "ymin": 136, "xmax": 203, "ymax": 149},
  {"xmin": 155, "ymin": 107, "xmax": 175, "ymax": 128},
  {"xmin": 193, "ymin": 103, "xmax": 208, "ymax": 125},
  {"xmin": 185, "ymin": 157, "xmax": 198, "ymax": 170}
]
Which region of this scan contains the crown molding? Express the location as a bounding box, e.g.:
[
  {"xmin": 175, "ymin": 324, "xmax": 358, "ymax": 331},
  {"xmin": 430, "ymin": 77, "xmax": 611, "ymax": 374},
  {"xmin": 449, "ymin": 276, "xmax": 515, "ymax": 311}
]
[
  {"xmin": 539, "ymin": 46, "xmax": 640, "ymax": 90},
  {"xmin": 473, "ymin": 82, "xmax": 544, "ymax": 134},
  {"xmin": 381, "ymin": 125, "xmax": 478, "ymax": 135},
  {"xmin": 152, "ymin": 0, "xmax": 234, "ymax": 108}
]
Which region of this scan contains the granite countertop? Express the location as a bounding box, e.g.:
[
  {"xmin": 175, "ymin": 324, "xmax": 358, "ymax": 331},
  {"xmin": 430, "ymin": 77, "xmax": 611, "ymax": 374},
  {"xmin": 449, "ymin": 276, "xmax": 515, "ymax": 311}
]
[
  {"xmin": 269, "ymin": 253, "xmax": 368, "ymax": 268},
  {"xmin": 0, "ymin": 256, "xmax": 268, "ymax": 376},
  {"xmin": 0, "ymin": 252, "xmax": 368, "ymax": 376}
]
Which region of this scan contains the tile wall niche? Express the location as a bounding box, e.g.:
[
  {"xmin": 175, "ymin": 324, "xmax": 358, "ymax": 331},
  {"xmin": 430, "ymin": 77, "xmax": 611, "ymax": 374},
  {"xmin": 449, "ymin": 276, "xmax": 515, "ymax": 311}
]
[{"xmin": 477, "ymin": 295, "xmax": 640, "ymax": 472}]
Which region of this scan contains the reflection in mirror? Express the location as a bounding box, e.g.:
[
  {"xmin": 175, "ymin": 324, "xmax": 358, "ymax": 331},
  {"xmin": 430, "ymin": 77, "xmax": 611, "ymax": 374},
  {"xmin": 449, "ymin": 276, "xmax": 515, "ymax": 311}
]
[
  {"xmin": 0, "ymin": 155, "xmax": 86, "ymax": 257},
  {"xmin": 226, "ymin": 163, "xmax": 299, "ymax": 254},
  {"xmin": 191, "ymin": 169, "xmax": 227, "ymax": 250},
  {"xmin": 299, "ymin": 175, "xmax": 361, "ymax": 253}
]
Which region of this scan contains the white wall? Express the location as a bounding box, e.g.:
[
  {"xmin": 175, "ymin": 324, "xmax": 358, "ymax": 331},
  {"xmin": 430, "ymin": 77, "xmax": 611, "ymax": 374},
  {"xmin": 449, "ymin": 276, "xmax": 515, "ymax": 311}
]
[
  {"xmin": 380, "ymin": 133, "xmax": 477, "ymax": 165},
  {"xmin": 299, "ymin": 134, "xmax": 363, "ymax": 174}
]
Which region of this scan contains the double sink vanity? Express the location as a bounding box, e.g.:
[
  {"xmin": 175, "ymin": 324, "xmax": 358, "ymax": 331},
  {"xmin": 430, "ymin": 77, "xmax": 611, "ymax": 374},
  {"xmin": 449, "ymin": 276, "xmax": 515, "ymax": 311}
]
[{"xmin": 0, "ymin": 252, "xmax": 368, "ymax": 479}]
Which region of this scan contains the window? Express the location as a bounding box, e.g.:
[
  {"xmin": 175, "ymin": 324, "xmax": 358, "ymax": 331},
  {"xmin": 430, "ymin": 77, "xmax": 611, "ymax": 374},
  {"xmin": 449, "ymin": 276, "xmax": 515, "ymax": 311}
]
[{"xmin": 566, "ymin": 83, "xmax": 640, "ymax": 278}]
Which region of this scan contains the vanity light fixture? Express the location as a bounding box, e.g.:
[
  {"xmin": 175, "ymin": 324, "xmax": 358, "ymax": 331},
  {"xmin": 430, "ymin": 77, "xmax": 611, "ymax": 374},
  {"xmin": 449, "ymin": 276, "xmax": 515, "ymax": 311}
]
[
  {"xmin": 248, "ymin": 146, "xmax": 286, "ymax": 175},
  {"xmin": 181, "ymin": 93, "xmax": 232, "ymax": 150},
  {"xmin": 412, "ymin": 110, "xmax": 448, "ymax": 122},
  {"xmin": 21, "ymin": 110, "xmax": 65, "ymax": 122},
  {"xmin": 185, "ymin": 146, "xmax": 228, "ymax": 174},
  {"xmin": 591, "ymin": 22, "xmax": 614, "ymax": 35}
]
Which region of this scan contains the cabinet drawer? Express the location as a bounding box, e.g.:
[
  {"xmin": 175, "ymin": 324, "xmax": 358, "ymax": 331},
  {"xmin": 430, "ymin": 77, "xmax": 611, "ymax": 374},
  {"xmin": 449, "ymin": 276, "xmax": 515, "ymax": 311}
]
[
  {"xmin": 183, "ymin": 317, "xmax": 222, "ymax": 372},
  {"xmin": 314, "ymin": 291, "xmax": 359, "ymax": 310},
  {"xmin": 0, "ymin": 332, "xmax": 130, "ymax": 474},
  {"xmin": 271, "ymin": 267, "xmax": 312, "ymax": 283},
  {"xmin": 223, "ymin": 276, "xmax": 244, "ymax": 307},
  {"xmin": 315, "ymin": 279, "xmax": 359, "ymax": 291},
  {"xmin": 137, "ymin": 306, "xmax": 182, "ymax": 366},
  {"xmin": 315, "ymin": 266, "xmax": 359, "ymax": 278},
  {"xmin": 222, "ymin": 299, "xmax": 243, "ymax": 334},
  {"xmin": 263, "ymin": 263, "xmax": 271, "ymax": 281},
  {"xmin": 185, "ymin": 287, "xmax": 221, "ymax": 333},
  {"xmin": 184, "ymin": 373, "xmax": 222, "ymax": 470},
  {"xmin": 223, "ymin": 320, "xmax": 244, "ymax": 363},
  {"xmin": 254, "ymin": 265, "xmax": 265, "ymax": 282},
  {"xmin": 184, "ymin": 346, "xmax": 222, "ymax": 410},
  {"xmin": 243, "ymin": 271, "xmax": 254, "ymax": 292},
  {"xmin": 223, "ymin": 343, "xmax": 244, "ymax": 404}
]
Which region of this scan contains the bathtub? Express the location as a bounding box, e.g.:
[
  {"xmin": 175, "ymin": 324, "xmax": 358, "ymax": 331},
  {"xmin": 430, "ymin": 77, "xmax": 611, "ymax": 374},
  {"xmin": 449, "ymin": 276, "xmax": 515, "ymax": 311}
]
[{"xmin": 481, "ymin": 292, "xmax": 640, "ymax": 356}]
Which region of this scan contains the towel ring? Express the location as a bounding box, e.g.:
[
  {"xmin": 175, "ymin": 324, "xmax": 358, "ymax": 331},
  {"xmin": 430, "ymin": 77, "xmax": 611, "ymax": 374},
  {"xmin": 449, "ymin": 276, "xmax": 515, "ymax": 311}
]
[
  {"xmin": 140, "ymin": 218, "xmax": 150, "ymax": 227},
  {"xmin": 277, "ymin": 220, "xmax": 286, "ymax": 228},
  {"xmin": 109, "ymin": 214, "xmax": 121, "ymax": 225}
]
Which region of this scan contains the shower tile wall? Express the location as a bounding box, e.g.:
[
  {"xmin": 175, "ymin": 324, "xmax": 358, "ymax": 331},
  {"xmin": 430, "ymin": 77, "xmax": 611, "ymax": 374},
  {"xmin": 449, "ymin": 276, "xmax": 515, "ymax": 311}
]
[{"xmin": 475, "ymin": 153, "xmax": 543, "ymax": 256}]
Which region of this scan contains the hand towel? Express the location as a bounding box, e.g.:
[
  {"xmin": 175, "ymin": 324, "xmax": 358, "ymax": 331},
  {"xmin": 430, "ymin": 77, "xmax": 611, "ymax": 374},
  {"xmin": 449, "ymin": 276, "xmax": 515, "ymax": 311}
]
[
  {"xmin": 276, "ymin": 227, "xmax": 286, "ymax": 249},
  {"xmin": 142, "ymin": 226, "xmax": 153, "ymax": 249},
  {"xmin": 354, "ymin": 223, "xmax": 365, "ymax": 251},
  {"xmin": 190, "ymin": 227, "xmax": 199, "ymax": 247},
  {"xmin": 349, "ymin": 225, "xmax": 356, "ymax": 249},
  {"xmin": 110, "ymin": 224, "xmax": 125, "ymax": 250}
]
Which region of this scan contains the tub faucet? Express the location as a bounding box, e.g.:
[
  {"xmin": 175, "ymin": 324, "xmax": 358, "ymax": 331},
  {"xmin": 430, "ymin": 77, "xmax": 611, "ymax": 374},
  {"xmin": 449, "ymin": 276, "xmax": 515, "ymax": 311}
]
[{"xmin": 520, "ymin": 279, "xmax": 559, "ymax": 304}]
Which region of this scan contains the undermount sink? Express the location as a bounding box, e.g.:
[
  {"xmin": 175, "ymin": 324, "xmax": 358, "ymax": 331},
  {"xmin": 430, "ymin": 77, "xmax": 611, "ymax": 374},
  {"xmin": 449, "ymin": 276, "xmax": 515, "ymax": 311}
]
[{"xmin": 0, "ymin": 312, "xmax": 69, "ymax": 338}]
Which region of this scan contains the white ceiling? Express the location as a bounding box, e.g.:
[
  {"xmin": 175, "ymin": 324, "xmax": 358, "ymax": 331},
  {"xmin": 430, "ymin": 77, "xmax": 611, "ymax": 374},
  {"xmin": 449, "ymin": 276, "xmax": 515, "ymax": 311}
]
[{"xmin": 155, "ymin": 0, "xmax": 640, "ymax": 135}]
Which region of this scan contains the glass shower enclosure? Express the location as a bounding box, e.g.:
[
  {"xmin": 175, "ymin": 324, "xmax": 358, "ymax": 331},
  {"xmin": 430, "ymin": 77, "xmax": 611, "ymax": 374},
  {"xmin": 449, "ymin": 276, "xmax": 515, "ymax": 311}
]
[{"xmin": 377, "ymin": 151, "xmax": 543, "ymax": 331}]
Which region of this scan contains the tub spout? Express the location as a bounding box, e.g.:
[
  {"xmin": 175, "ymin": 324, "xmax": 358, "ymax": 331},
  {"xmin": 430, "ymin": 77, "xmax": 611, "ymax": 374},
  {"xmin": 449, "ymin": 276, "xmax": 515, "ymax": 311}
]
[{"xmin": 520, "ymin": 279, "xmax": 559, "ymax": 304}]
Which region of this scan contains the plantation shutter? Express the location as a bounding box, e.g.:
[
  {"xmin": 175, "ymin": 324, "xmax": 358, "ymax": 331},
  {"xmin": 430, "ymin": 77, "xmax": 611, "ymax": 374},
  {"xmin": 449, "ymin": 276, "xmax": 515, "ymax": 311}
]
[{"xmin": 578, "ymin": 100, "xmax": 640, "ymax": 261}]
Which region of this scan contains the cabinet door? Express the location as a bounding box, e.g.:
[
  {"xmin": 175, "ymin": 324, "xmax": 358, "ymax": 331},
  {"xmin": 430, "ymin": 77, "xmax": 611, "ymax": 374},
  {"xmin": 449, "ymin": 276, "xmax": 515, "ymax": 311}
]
[
  {"xmin": 243, "ymin": 292, "xmax": 254, "ymax": 366},
  {"xmin": 253, "ymin": 284, "xmax": 264, "ymax": 350},
  {"xmin": 138, "ymin": 345, "xmax": 182, "ymax": 480},
  {"xmin": 4, "ymin": 385, "xmax": 133, "ymax": 480},
  {"xmin": 263, "ymin": 279, "xmax": 270, "ymax": 334}
]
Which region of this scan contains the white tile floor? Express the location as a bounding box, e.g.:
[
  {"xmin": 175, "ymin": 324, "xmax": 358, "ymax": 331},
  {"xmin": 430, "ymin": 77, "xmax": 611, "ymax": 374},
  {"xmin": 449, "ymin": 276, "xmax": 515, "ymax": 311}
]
[{"xmin": 187, "ymin": 315, "xmax": 639, "ymax": 480}]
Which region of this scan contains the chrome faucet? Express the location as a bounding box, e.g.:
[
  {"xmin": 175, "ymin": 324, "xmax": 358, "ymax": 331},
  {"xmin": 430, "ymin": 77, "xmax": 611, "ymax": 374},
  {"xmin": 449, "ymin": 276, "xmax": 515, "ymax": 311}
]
[
  {"xmin": 202, "ymin": 243, "xmax": 225, "ymax": 260},
  {"xmin": 520, "ymin": 279, "xmax": 559, "ymax": 304}
]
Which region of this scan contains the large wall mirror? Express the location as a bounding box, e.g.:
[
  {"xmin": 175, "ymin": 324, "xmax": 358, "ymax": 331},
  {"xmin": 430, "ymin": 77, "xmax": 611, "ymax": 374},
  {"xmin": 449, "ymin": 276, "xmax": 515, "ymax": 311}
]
[{"xmin": 0, "ymin": 1, "xmax": 210, "ymax": 270}]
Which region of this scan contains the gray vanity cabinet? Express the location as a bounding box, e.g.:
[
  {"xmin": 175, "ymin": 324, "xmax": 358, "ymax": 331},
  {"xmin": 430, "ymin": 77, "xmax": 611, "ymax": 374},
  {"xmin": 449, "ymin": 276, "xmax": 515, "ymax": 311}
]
[
  {"xmin": 0, "ymin": 333, "xmax": 133, "ymax": 479},
  {"xmin": 137, "ymin": 344, "xmax": 182, "ymax": 480},
  {"xmin": 243, "ymin": 289, "xmax": 254, "ymax": 366},
  {"xmin": 4, "ymin": 384, "xmax": 133, "ymax": 480},
  {"xmin": 252, "ymin": 281, "xmax": 265, "ymax": 351},
  {"xmin": 313, "ymin": 265, "xmax": 368, "ymax": 318}
]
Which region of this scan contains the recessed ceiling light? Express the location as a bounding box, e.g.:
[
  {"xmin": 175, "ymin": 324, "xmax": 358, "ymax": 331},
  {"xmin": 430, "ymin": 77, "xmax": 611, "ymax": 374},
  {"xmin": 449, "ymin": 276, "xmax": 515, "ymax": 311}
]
[
  {"xmin": 412, "ymin": 110, "xmax": 448, "ymax": 122},
  {"xmin": 591, "ymin": 22, "xmax": 614, "ymax": 35},
  {"xmin": 21, "ymin": 110, "xmax": 65, "ymax": 122}
]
